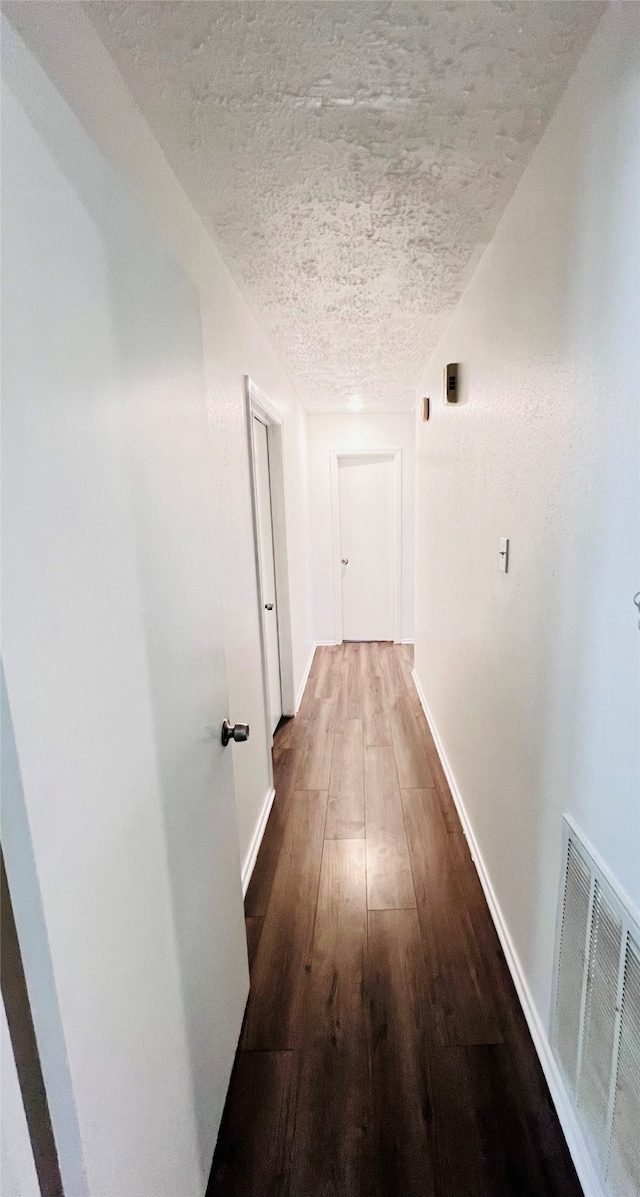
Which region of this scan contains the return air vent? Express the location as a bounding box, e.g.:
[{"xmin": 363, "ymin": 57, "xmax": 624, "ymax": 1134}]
[
  {"xmin": 608, "ymin": 938, "xmax": 640, "ymax": 1197},
  {"xmin": 555, "ymin": 839, "xmax": 592, "ymax": 1088},
  {"xmin": 552, "ymin": 819, "xmax": 640, "ymax": 1197}
]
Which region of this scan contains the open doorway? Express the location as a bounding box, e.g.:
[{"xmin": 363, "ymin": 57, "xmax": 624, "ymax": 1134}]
[{"xmin": 245, "ymin": 378, "xmax": 295, "ymax": 745}]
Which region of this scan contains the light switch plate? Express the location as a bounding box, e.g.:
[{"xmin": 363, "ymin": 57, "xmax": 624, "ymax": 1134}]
[{"xmin": 499, "ymin": 538, "xmax": 509, "ymax": 573}]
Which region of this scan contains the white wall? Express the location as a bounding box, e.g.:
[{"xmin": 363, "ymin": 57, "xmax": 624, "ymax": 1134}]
[
  {"xmin": 414, "ymin": 0, "xmax": 638, "ymax": 1067},
  {"xmin": 5, "ymin": 3, "xmax": 315, "ymax": 879},
  {"xmin": 309, "ymin": 414, "xmax": 415, "ymax": 643}
]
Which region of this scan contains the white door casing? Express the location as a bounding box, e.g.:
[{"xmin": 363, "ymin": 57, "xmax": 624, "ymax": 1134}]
[
  {"xmin": 253, "ymin": 417, "xmax": 283, "ymax": 734},
  {"xmin": 331, "ymin": 450, "xmax": 402, "ymax": 643},
  {"xmin": 245, "ymin": 378, "xmax": 295, "ymax": 753},
  {"xmin": 1, "ymin": 28, "xmax": 248, "ymax": 1197}
]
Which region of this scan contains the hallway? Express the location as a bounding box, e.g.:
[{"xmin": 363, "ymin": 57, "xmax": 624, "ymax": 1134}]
[
  {"xmin": 208, "ymin": 644, "xmax": 582, "ymax": 1197},
  {"xmin": 2, "ymin": 5, "xmax": 638, "ymax": 1193}
]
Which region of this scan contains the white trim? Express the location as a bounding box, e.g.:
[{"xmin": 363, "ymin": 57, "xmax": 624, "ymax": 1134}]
[
  {"xmin": 241, "ymin": 786, "xmax": 276, "ymax": 898},
  {"xmin": 400, "ymin": 639, "xmax": 415, "ymax": 645},
  {"xmin": 245, "ymin": 383, "xmax": 277, "ymax": 775},
  {"xmin": 315, "ymin": 640, "xmax": 337, "ymax": 647},
  {"xmin": 246, "ymin": 377, "xmax": 283, "ymax": 427},
  {"xmin": 411, "ymin": 666, "xmax": 607, "ymax": 1197},
  {"xmin": 330, "ymin": 448, "xmax": 403, "ymax": 645},
  {"xmin": 244, "ymin": 376, "xmax": 296, "ymax": 757},
  {"xmin": 295, "ymin": 642, "xmax": 317, "ymax": 713},
  {"xmin": 330, "ymin": 453, "xmax": 342, "ymax": 642}
]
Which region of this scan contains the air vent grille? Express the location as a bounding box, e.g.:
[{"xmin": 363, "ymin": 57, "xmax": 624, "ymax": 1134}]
[
  {"xmin": 552, "ymin": 820, "xmax": 640, "ymax": 1197},
  {"xmin": 607, "ymin": 937, "xmax": 640, "ymax": 1197},
  {"xmin": 577, "ymin": 883, "xmax": 622, "ymax": 1163},
  {"xmin": 554, "ymin": 839, "xmax": 591, "ymax": 1087}
]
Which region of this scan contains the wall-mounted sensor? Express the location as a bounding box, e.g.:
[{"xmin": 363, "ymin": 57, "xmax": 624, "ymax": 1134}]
[
  {"xmin": 444, "ymin": 363, "xmax": 458, "ymax": 404},
  {"xmin": 421, "ymin": 396, "xmax": 430, "ymax": 422}
]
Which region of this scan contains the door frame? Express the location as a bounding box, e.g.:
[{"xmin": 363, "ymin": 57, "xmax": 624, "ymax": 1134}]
[
  {"xmin": 244, "ymin": 378, "xmax": 295, "ymax": 750},
  {"xmin": 330, "ymin": 448, "xmax": 403, "ymax": 645}
]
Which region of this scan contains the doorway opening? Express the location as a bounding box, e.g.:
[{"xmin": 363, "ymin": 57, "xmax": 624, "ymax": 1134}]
[
  {"xmin": 330, "ymin": 449, "xmax": 402, "ymax": 644},
  {"xmin": 245, "ymin": 378, "xmax": 295, "ymax": 749}
]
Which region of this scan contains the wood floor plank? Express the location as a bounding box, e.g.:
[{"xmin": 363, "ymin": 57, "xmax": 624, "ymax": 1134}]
[
  {"xmin": 272, "ymin": 724, "xmax": 290, "ymax": 762},
  {"xmin": 273, "ymin": 712, "xmax": 307, "ymax": 754},
  {"xmin": 389, "ymin": 694, "xmax": 435, "ymax": 788},
  {"xmin": 403, "ymin": 682, "xmax": 459, "ymax": 819},
  {"xmin": 242, "ymin": 790, "xmax": 328, "ymax": 1049},
  {"xmin": 245, "ymin": 916, "xmax": 263, "ymax": 976},
  {"xmin": 379, "ymin": 642, "xmax": 406, "ymax": 705},
  {"xmin": 411, "ymin": 722, "xmax": 486, "ymax": 898},
  {"xmin": 362, "ymin": 670, "xmax": 392, "ymax": 747},
  {"xmin": 475, "ymin": 911, "xmax": 584, "ymax": 1192},
  {"xmin": 362, "ymin": 640, "xmax": 383, "ymax": 681},
  {"xmin": 310, "ymin": 645, "xmax": 330, "ymax": 698},
  {"xmin": 396, "ymin": 642, "xmax": 416, "ymax": 692},
  {"xmin": 207, "ymin": 1051, "xmax": 297, "ymax": 1197},
  {"xmin": 428, "ymin": 1042, "xmax": 581, "ymax": 1197},
  {"xmin": 325, "ymin": 718, "xmax": 365, "ymax": 839},
  {"xmin": 314, "ymin": 645, "xmax": 341, "ymax": 702},
  {"xmin": 363, "ymin": 710, "xmax": 392, "ymax": 749},
  {"xmin": 427, "ymin": 1044, "xmax": 497, "ymax": 1197},
  {"xmin": 244, "ymin": 747, "xmax": 301, "ymax": 917},
  {"xmin": 336, "ymin": 641, "xmax": 362, "ymax": 721},
  {"xmin": 365, "ymin": 908, "xmax": 436, "ymax": 1197},
  {"xmin": 364, "ymin": 745, "xmax": 415, "ymax": 910},
  {"xmin": 289, "ymin": 840, "xmax": 369, "ymax": 1197},
  {"xmin": 402, "ymin": 789, "xmax": 503, "ymax": 1046},
  {"xmin": 295, "ymin": 701, "xmax": 335, "ymax": 789}
]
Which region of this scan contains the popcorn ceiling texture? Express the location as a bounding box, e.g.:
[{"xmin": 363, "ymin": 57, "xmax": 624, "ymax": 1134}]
[{"xmin": 90, "ymin": 2, "xmax": 603, "ymax": 412}]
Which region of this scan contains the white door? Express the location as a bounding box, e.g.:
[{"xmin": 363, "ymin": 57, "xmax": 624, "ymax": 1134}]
[
  {"xmin": 338, "ymin": 455, "xmax": 396, "ymax": 641},
  {"xmin": 253, "ymin": 417, "xmax": 282, "ymax": 734},
  {"xmin": 1, "ymin": 32, "xmax": 248, "ymax": 1197}
]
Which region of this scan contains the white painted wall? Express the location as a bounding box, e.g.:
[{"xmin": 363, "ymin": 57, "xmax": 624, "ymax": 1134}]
[
  {"xmin": 309, "ymin": 414, "xmax": 415, "ymax": 643},
  {"xmin": 414, "ymin": 0, "xmax": 639, "ymax": 1057},
  {"xmin": 5, "ymin": 3, "xmax": 315, "ymax": 880},
  {"xmin": 1, "ymin": 1001, "xmax": 39, "ymax": 1197}
]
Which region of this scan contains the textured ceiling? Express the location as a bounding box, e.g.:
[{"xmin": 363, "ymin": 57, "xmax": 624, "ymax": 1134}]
[{"xmin": 90, "ymin": 1, "xmax": 603, "ymax": 412}]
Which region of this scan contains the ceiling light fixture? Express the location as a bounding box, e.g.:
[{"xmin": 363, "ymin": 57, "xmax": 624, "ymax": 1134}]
[{"xmin": 347, "ymin": 393, "xmax": 365, "ymax": 412}]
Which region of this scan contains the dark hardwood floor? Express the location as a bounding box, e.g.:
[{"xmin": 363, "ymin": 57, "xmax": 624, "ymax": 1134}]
[{"xmin": 207, "ymin": 643, "xmax": 582, "ymax": 1197}]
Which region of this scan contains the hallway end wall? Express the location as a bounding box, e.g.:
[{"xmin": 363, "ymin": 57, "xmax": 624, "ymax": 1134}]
[
  {"xmin": 309, "ymin": 413, "xmax": 415, "ymax": 644},
  {"xmin": 413, "ymin": 0, "xmax": 639, "ymax": 1148}
]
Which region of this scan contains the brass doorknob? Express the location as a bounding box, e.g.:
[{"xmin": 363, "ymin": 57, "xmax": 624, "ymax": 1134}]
[{"xmin": 221, "ymin": 720, "xmax": 250, "ymax": 746}]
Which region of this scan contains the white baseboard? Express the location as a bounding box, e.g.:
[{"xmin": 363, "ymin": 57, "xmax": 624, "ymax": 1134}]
[
  {"xmin": 315, "ymin": 640, "xmax": 337, "ymax": 647},
  {"xmin": 400, "ymin": 638, "xmax": 415, "ymax": 645},
  {"xmin": 411, "ymin": 667, "xmax": 605, "ymax": 1197},
  {"xmin": 241, "ymin": 785, "xmax": 276, "ymax": 898}
]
